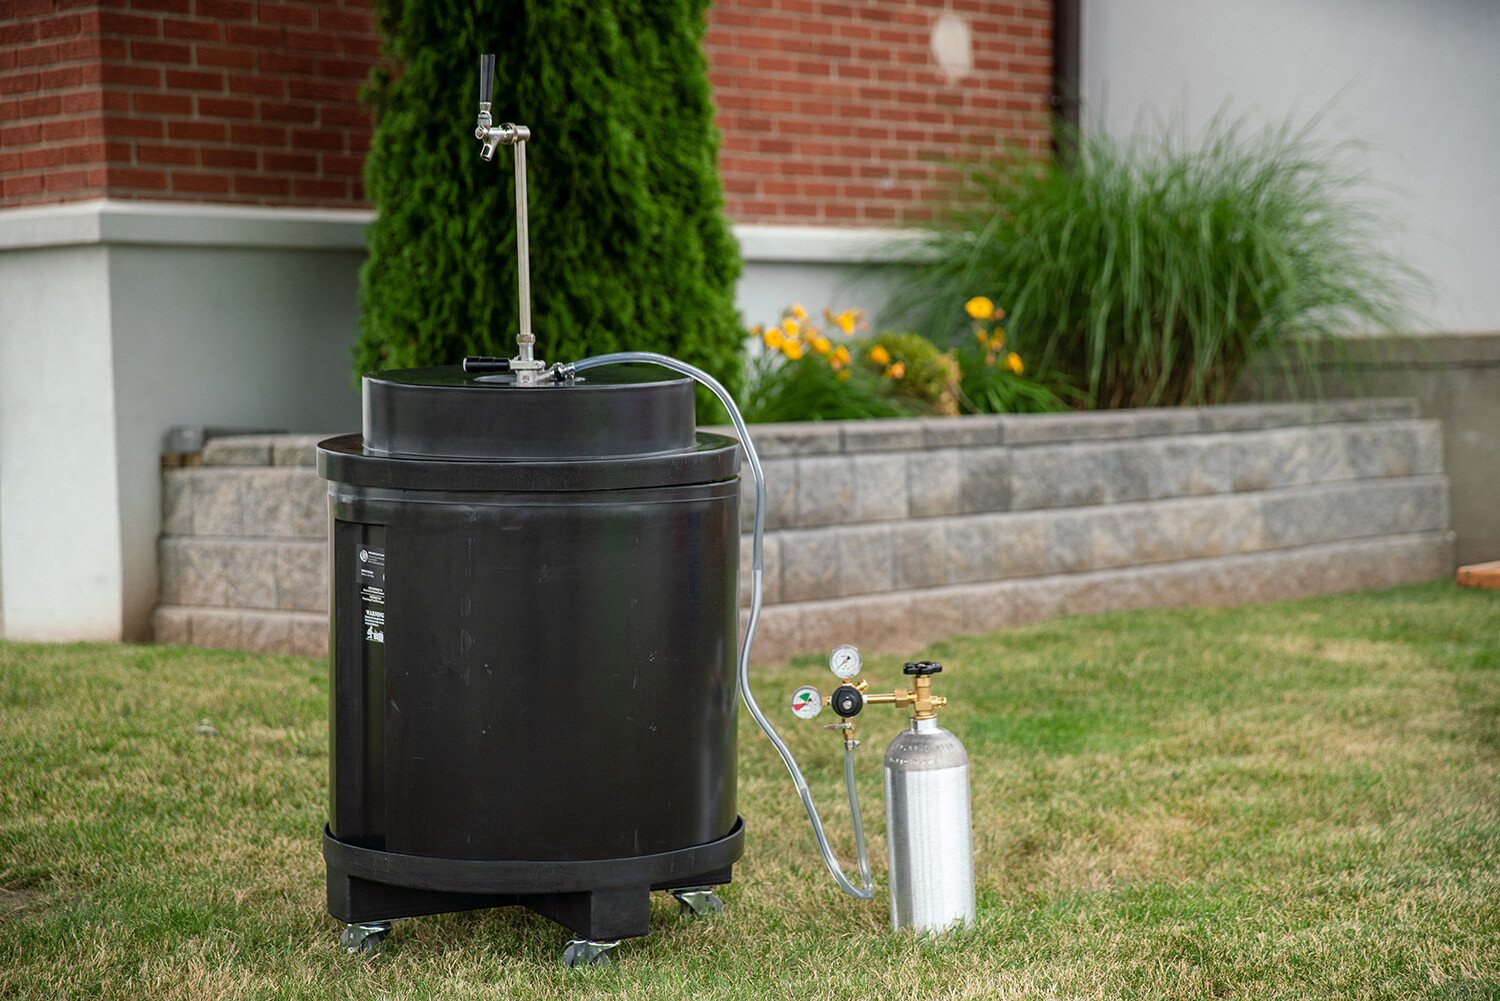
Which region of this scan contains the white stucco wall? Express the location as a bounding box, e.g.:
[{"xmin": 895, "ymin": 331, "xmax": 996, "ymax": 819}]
[
  {"xmin": 1081, "ymin": 0, "xmax": 1500, "ymax": 333},
  {"xmin": 0, "ymin": 201, "xmax": 367, "ymax": 641},
  {"xmin": 0, "ymin": 202, "xmax": 908, "ymax": 642}
]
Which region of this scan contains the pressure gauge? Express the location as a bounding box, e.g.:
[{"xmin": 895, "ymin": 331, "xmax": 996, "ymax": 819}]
[
  {"xmin": 829, "ymin": 644, "xmax": 862, "ymax": 680},
  {"xmin": 790, "ymin": 686, "xmax": 823, "ymax": 720}
]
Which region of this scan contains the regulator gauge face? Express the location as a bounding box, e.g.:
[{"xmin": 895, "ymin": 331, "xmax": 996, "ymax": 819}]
[
  {"xmin": 829, "ymin": 644, "xmax": 862, "ymax": 680},
  {"xmin": 790, "ymin": 686, "xmax": 823, "ymax": 720}
]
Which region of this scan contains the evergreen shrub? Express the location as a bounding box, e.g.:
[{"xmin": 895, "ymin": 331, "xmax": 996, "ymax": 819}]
[{"xmin": 356, "ymin": 0, "xmax": 743, "ymax": 401}]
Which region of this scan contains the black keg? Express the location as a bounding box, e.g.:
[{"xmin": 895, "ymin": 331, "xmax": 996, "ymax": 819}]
[{"xmin": 317, "ymin": 365, "xmax": 743, "ymax": 943}]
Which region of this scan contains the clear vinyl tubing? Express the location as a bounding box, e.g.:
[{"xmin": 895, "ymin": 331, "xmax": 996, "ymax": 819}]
[{"xmin": 566, "ymin": 351, "xmax": 875, "ymax": 900}]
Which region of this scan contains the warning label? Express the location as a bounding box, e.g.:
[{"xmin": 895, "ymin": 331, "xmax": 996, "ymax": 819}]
[{"xmin": 357, "ymin": 545, "xmax": 386, "ymax": 644}]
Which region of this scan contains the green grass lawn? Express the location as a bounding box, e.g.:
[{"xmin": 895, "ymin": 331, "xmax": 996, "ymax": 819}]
[{"xmin": 2, "ymin": 582, "xmax": 1497, "ymax": 999}]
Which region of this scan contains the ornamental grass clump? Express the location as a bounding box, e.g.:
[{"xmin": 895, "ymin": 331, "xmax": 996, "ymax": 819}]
[{"xmin": 892, "ymin": 118, "xmax": 1416, "ymax": 409}]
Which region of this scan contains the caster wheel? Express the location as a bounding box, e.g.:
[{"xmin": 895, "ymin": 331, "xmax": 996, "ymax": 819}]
[
  {"xmin": 670, "ymin": 887, "xmax": 725, "ymax": 919},
  {"xmin": 339, "ymin": 922, "xmax": 390, "ymax": 955},
  {"xmin": 561, "ymin": 938, "xmax": 619, "ymax": 968}
]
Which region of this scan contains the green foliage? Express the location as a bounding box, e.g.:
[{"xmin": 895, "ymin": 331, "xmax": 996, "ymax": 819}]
[
  {"xmin": 954, "ymin": 341, "xmax": 1072, "ymax": 414},
  {"xmin": 741, "ymin": 350, "xmax": 912, "ymax": 423},
  {"xmin": 356, "ymin": 0, "xmax": 743, "ymax": 401},
  {"xmin": 741, "ymin": 307, "xmax": 910, "ymax": 422},
  {"xmin": 3, "ymin": 584, "xmax": 1499, "ymax": 997},
  {"xmin": 889, "ymin": 118, "xmax": 1418, "ymax": 409},
  {"xmin": 861, "ymin": 332, "xmax": 961, "ymax": 414}
]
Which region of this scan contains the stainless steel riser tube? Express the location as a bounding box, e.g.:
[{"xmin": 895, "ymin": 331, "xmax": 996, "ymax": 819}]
[{"xmin": 884, "ymin": 718, "xmax": 976, "ymax": 932}]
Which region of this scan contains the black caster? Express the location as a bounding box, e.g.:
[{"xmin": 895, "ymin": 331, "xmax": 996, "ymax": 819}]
[
  {"xmin": 669, "ymin": 887, "xmax": 725, "ymax": 918},
  {"xmin": 561, "ymin": 938, "xmax": 619, "ymax": 968},
  {"xmin": 339, "ymin": 921, "xmax": 391, "ymax": 955}
]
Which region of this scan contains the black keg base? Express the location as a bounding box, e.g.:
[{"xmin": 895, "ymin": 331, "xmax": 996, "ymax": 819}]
[{"xmin": 323, "ymin": 819, "xmax": 744, "ymax": 942}]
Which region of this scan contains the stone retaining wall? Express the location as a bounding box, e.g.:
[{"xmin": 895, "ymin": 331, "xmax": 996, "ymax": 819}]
[{"xmin": 152, "ymin": 399, "xmax": 1453, "ymax": 660}]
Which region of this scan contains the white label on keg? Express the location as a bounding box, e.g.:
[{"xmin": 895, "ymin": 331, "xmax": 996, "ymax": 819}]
[{"xmin": 357, "ymin": 545, "xmax": 386, "ymax": 644}]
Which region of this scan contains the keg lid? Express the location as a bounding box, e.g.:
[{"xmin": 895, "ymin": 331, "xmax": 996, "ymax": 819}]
[
  {"xmin": 360, "ymin": 364, "xmax": 696, "ymax": 460},
  {"xmin": 319, "ymin": 364, "xmax": 740, "ymax": 492}
]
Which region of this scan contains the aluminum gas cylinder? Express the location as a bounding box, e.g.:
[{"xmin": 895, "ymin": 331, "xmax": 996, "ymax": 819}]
[{"xmin": 883, "ymin": 716, "xmax": 976, "ymax": 932}]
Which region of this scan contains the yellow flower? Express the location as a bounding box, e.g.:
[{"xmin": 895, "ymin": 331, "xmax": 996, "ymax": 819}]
[
  {"xmin": 784, "ymin": 340, "xmax": 805, "ymax": 361},
  {"xmin": 763, "ymin": 328, "xmax": 785, "ymax": 350},
  {"xmin": 887, "ymin": 361, "xmax": 906, "ymax": 379},
  {"xmin": 1006, "ymin": 352, "xmax": 1024, "ymax": 375},
  {"xmin": 812, "ymin": 335, "xmax": 832, "ymax": 356},
  {"xmin": 833, "ymin": 345, "xmax": 851, "ymax": 366},
  {"xmin": 974, "ymin": 328, "xmax": 987, "ymax": 345},
  {"xmin": 835, "ymin": 310, "xmax": 858, "ymax": 335},
  {"xmin": 783, "ymin": 318, "xmax": 801, "ymax": 337},
  {"xmin": 791, "ymin": 303, "xmax": 809, "ymax": 322},
  {"xmin": 869, "ymin": 345, "xmax": 891, "ymax": 366},
  {"xmin": 836, "ymin": 369, "xmax": 851, "ymax": 382},
  {"xmin": 990, "ymin": 329, "xmax": 1005, "ymax": 351},
  {"xmin": 965, "ymin": 296, "xmax": 995, "ymax": 320}
]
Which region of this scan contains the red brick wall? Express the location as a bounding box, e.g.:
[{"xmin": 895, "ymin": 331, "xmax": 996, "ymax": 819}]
[
  {"xmin": 705, "ymin": 0, "xmax": 1054, "ymax": 225},
  {"xmin": 1, "ymin": 0, "xmax": 1052, "ymax": 221},
  {"xmin": 0, "ymin": 0, "xmax": 379, "ymax": 207}
]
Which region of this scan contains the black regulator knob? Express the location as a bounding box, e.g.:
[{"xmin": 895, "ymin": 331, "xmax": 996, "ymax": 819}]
[
  {"xmin": 903, "ymin": 661, "xmax": 943, "ymax": 676},
  {"xmin": 830, "ymin": 684, "xmax": 865, "ymax": 718}
]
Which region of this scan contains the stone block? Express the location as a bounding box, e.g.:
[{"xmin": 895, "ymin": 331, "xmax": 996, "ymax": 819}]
[
  {"xmin": 241, "ymin": 610, "xmax": 293, "ymax": 653},
  {"xmin": 959, "ymin": 447, "xmax": 1010, "ymax": 513},
  {"xmin": 152, "ymin": 606, "xmax": 191, "ymax": 645},
  {"xmin": 1090, "ymin": 506, "xmax": 1158, "ymax": 569},
  {"xmin": 1000, "ymin": 411, "xmax": 1136, "ymax": 445},
  {"xmin": 1202, "ymin": 401, "xmax": 1310, "ymax": 432},
  {"xmin": 908, "ymin": 449, "xmax": 962, "ymax": 518},
  {"xmin": 841, "ymin": 419, "xmax": 925, "ymax": 453},
  {"xmin": 1044, "ymin": 510, "xmax": 1094, "ymax": 574},
  {"xmin": 995, "ymin": 512, "xmax": 1049, "ymax": 578},
  {"xmin": 1411, "ymin": 421, "xmax": 1444, "ymax": 476},
  {"xmin": 853, "ymin": 593, "xmax": 919, "ymax": 652},
  {"xmin": 922, "ymin": 416, "xmax": 1003, "ymax": 448},
  {"xmin": 1342, "ymin": 425, "xmax": 1388, "ymax": 479},
  {"xmin": 739, "ymin": 533, "xmax": 781, "ymax": 607},
  {"xmin": 944, "ymin": 518, "xmax": 1001, "ymax": 585},
  {"xmin": 795, "ymin": 455, "xmax": 854, "ymax": 528},
  {"xmin": 1130, "ymin": 409, "xmax": 1206, "ymax": 438},
  {"xmin": 169, "ymin": 539, "xmax": 277, "ymax": 609},
  {"xmin": 779, "ymin": 529, "xmax": 840, "ymax": 602},
  {"xmin": 1263, "ymin": 429, "xmax": 1312, "ymax": 489},
  {"xmin": 1170, "ymin": 494, "xmax": 1263, "ymax": 560},
  {"xmin": 1139, "ymin": 438, "xmax": 1196, "ymax": 499},
  {"xmin": 276, "ymin": 542, "xmax": 327, "ymax": 612},
  {"xmin": 850, "ymin": 454, "xmax": 909, "ymax": 523},
  {"xmin": 893, "ymin": 521, "xmax": 947, "ymax": 589},
  {"xmin": 740, "ymin": 459, "xmax": 797, "ymax": 532},
  {"xmin": 1011, "ymin": 443, "xmax": 1146, "ymax": 510},
  {"xmin": 741, "ymin": 604, "xmax": 803, "ymax": 663},
  {"xmin": 289, "ymin": 472, "xmax": 327, "ymax": 540},
  {"xmin": 239, "ymin": 469, "xmax": 295, "ymax": 538},
  {"xmin": 837, "ymin": 525, "xmax": 895, "ymax": 597},
  {"xmin": 1304, "ymin": 427, "xmax": 1354, "ymax": 484},
  {"xmin": 190, "ymin": 469, "xmax": 243, "ymax": 537},
  {"xmin": 162, "ymin": 473, "xmax": 194, "ymax": 536},
  {"xmin": 288, "ymin": 615, "xmax": 330, "ymax": 658},
  {"xmin": 202, "ymin": 436, "xmax": 275, "ymax": 466},
  {"xmin": 746, "ymin": 422, "xmax": 842, "ymax": 458},
  {"xmin": 189, "ymin": 608, "xmax": 242, "ymax": 649},
  {"xmin": 273, "ymin": 435, "xmax": 330, "ymax": 467}
]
